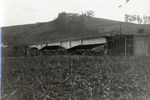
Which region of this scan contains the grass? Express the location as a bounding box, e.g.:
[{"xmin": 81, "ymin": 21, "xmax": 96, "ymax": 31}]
[{"xmin": 1, "ymin": 56, "xmax": 150, "ymax": 100}]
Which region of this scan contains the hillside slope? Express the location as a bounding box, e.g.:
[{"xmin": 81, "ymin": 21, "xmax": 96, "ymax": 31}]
[
  {"xmin": 2, "ymin": 17, "xmax": 150, "ymax": 45},
  {"xmin": 2, "ymin": 22, "xmax": 48, "ymax": 45}
]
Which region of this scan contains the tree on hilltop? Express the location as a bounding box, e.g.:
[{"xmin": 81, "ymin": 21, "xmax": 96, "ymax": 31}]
[{"xmin": 54, "ymin": 11, "xmax": 94, "ymax": 34}]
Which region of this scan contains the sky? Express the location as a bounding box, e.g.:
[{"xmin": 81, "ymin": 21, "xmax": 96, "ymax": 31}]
[{"xmin": 0, "ymin": 0, "xmax": 150, "ymax": 27}]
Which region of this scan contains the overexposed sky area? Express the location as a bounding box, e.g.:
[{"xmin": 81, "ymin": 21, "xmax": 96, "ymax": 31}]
[{"xmin": 0, "ymin": 0, "xmax": 150, "ymax": 26}]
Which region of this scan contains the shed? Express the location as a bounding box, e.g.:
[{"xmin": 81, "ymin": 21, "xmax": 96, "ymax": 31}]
[{"xmin": 106, "ymin": 34, "xmax": 150, "ymax": 56}]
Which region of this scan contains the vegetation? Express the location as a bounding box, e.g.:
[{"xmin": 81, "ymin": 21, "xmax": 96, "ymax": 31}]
[
  {"xmin": 54, "ymin": 11, "xmax": 94, "ymax": 34},
  {"xmin": 2, "ymin": 56, "xmax": 150, "ymax": 100}
]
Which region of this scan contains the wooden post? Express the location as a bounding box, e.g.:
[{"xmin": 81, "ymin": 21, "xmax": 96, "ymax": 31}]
[
  {"xmin": 125, "ymin": 36, "xmax": 127, "ymax": 57},
  {"xmin": 111, "ymin": 38, "xmax": 113, "ymax": 56},
  {"xmin": 68, "ymin": 41, "xmax": 71, "ymax": 48},
  {"xmin": 27, "ymin": 46, "xmax": 30, "ymax": 56},
  {"xmin": 120, "ymin": 23, "xmax": 122, "ymax": 34},
  {"xmin": 116, "ymin": 37, "xmax": 118, "ymax": 56},
  {"xmin": 113, "ymin": 37, "xmax": 115, "ymax": 56},
  {"xmin": 60, "ymin": 41, "xmax": 62, "ymax": 46},
  {"xmin": 80, "ymin": 39, "xmax": 82, "ymax": 45},
  {"xmin": 118, "ymin": 36, "xmax": 120, "ymax": 55}
]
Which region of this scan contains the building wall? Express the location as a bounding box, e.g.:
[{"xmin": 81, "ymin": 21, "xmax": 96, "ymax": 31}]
[{"xmin": 134, "ymin": 35, "xmax": 148, "ymax": 56}]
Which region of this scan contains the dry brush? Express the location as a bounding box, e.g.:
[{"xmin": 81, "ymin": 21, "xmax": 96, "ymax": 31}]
[{"xmin": 1, "ymin": 56, "xmax": 150, "ymax": 100}]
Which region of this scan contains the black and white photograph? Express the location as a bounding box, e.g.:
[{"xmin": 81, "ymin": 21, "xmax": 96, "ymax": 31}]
[{"xmin": 1, "ymin": 0, "xmax": 150, "ymax": 100}]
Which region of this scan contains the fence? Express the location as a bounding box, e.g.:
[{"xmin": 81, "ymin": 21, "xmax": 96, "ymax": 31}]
[
  {"xmin": 2, "ymin": 45, "xmax": 106, "ymax": 57},
  {"xmin": 17, "ymin": 49, "xmax": 105, "ymax": 57}
]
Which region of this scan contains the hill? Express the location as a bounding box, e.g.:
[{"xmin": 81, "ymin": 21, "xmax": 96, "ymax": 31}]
[
  {"xmin": 2, "ymin": 22, "xmax": 48, "ymax": 45},
  {"xmin": 2, "ymin": 16, "xmax": 150, "ymax": 45}
]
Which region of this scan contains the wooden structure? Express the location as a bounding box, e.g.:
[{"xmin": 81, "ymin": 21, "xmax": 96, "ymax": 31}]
[{"xmin": 106, "ymin": 34, "xmax": 150, "ymax": 56}]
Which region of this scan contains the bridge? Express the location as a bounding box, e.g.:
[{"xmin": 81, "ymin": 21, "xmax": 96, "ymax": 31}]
[{"xmin": 28, "ymin": 36, "xmax": 106, "ymax": 51}]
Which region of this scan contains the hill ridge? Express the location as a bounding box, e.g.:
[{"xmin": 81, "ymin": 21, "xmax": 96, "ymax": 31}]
[{"xmin": 2, "ymin": 17, "xmax": 150, "ymax": 45}]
